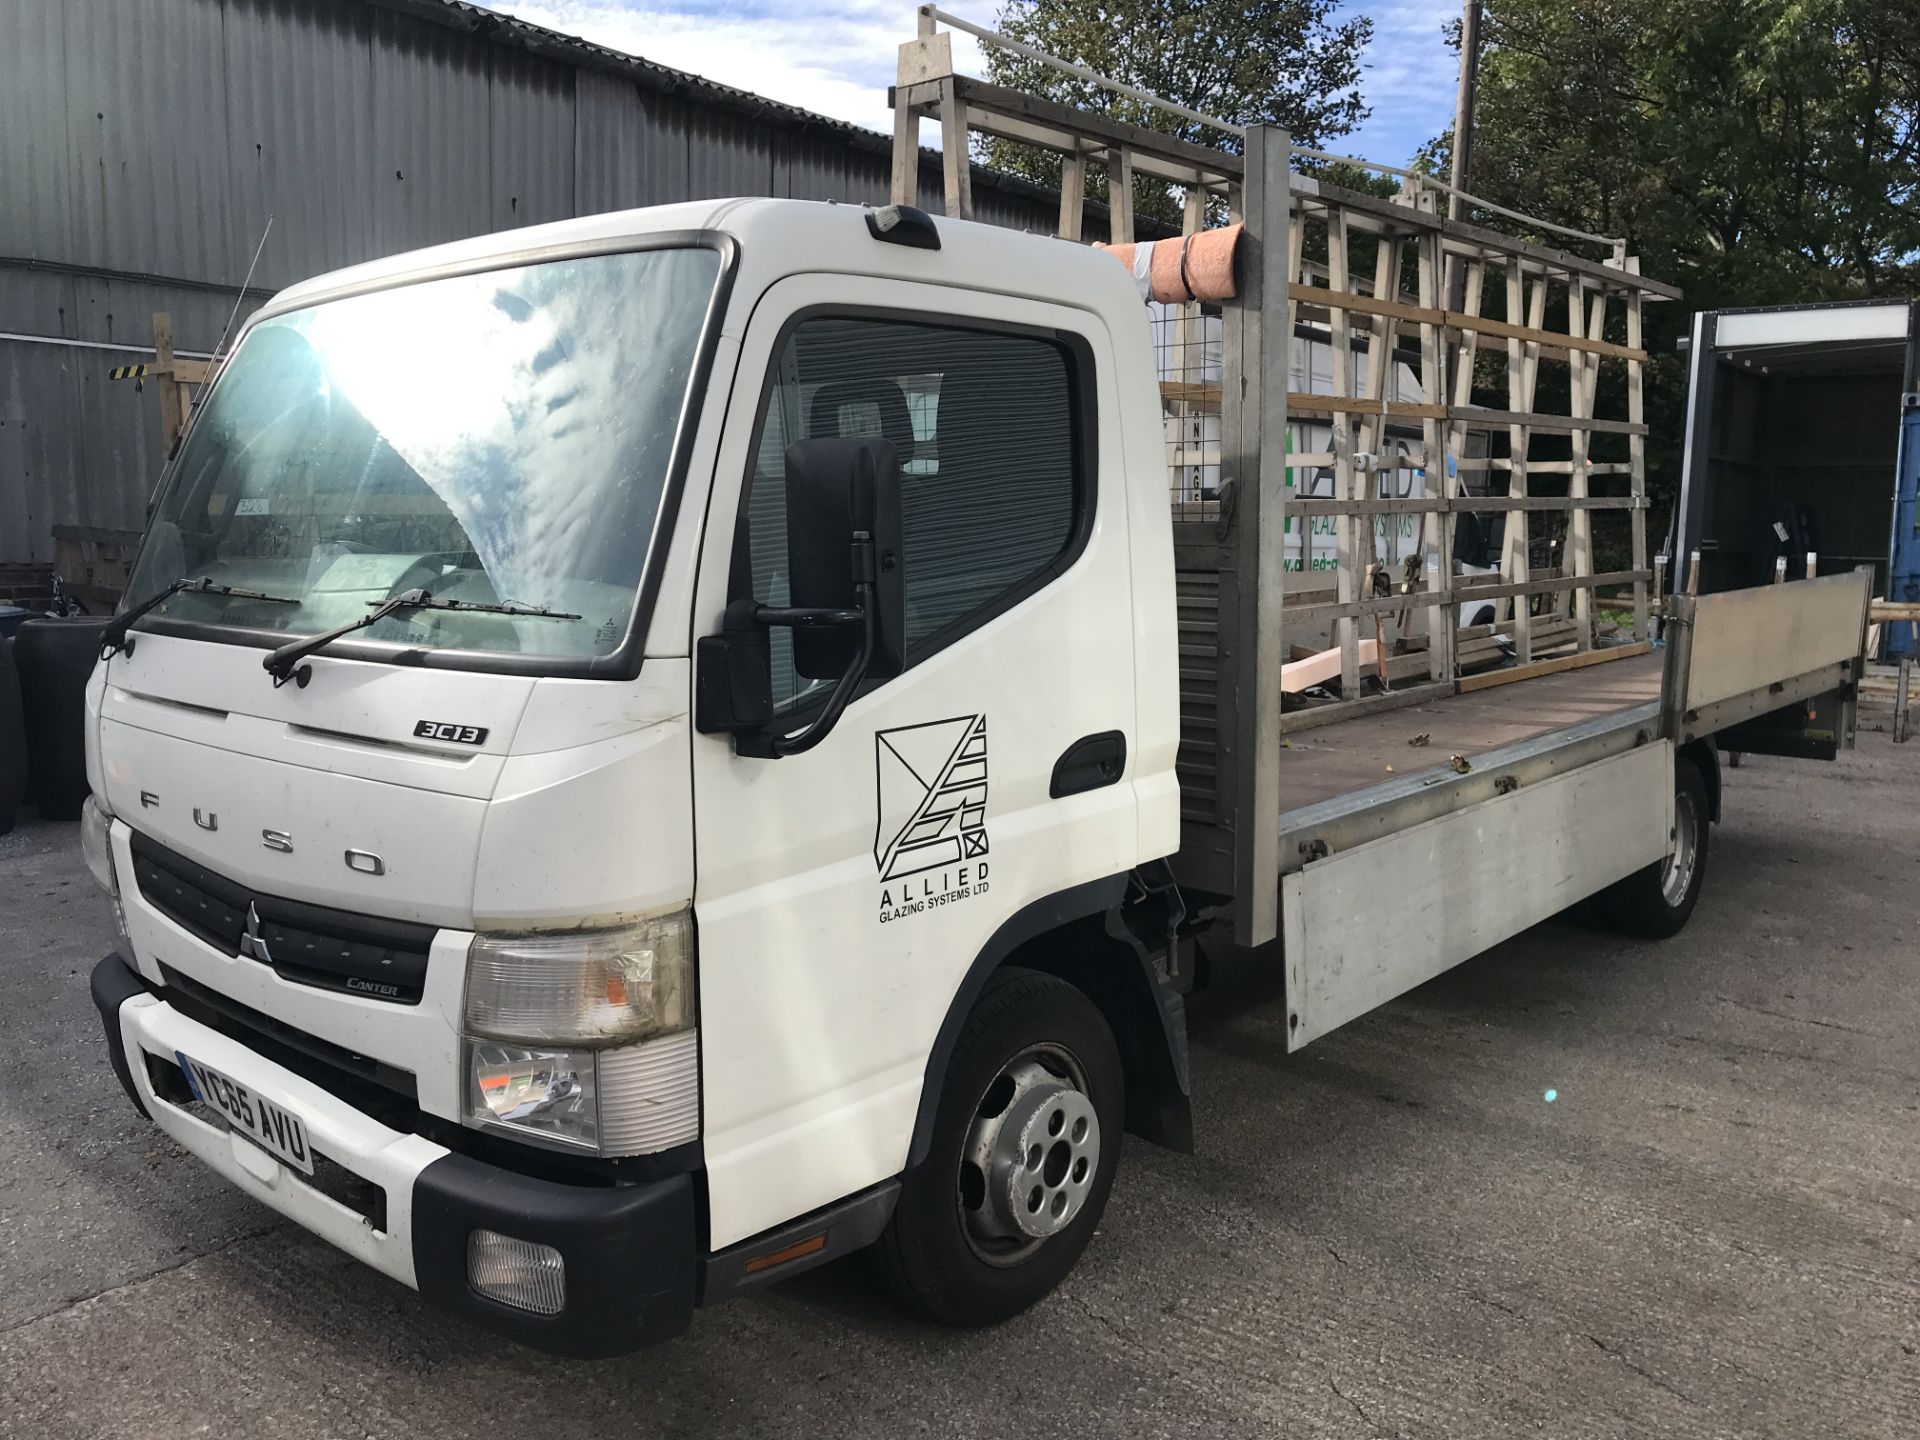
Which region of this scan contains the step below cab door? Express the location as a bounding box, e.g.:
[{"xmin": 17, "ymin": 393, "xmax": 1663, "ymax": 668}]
[
  {"xmin": 687, "ymin": 275, "xmax": 1144, "ymax": 1252},
  {"xmin": 1663, "ymin": 570, "xmax": 1874, "ymax": 759}
]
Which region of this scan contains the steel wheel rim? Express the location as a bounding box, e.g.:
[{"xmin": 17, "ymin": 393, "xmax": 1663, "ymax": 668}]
[
  {"xmin": 1661, "ymin": 788, "xmax": 1700, "ymax": 907},
  {"xmin": 957, "ymin": 1043, "xmax": 1099, "ymax": 1268}
]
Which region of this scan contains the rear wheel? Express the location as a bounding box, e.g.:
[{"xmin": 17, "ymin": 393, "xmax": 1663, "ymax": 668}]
[
  {"xmin": 874, "ymin": 968, "xmax": 1123, "ymax": 1325},
  {"xmin": 1602, "ymin": 753, "xmax": 1710, "ymax": 938}
]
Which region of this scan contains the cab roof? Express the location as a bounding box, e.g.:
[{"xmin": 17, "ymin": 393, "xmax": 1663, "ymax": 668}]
[{"xmin": 258, "ymin": 198, "xmax": 1144, "ymax": 325}]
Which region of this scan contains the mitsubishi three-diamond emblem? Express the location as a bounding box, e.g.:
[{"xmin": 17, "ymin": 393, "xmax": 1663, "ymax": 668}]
[{"xmin": 239, "ymin": 902, "xmax": 273, "ymax": 964}]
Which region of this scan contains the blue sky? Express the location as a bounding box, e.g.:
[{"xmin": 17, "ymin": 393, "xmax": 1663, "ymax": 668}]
[
  {"xmin": 1339, "ymin": 0, "xmax": 1460, "ymax": 163},
  {"xmin": 497, "ymin": 0, "xmax": 1459, "ymax": 168}
]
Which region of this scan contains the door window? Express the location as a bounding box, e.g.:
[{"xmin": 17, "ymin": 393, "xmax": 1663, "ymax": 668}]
[{"xmin": 738, "ymin": 315, "xmax": 1088, "ymax": 709}]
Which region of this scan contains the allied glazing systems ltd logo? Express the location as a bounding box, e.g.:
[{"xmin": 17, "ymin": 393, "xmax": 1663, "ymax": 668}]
[{"xmin": 873, "ymin": 715, "xmax": 990, "ymax": 920}]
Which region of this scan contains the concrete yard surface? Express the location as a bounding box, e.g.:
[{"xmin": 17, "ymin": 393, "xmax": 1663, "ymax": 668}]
[{"xmin": 1, "ymin": 729, "xmax": 1915, "ymax": 1439}]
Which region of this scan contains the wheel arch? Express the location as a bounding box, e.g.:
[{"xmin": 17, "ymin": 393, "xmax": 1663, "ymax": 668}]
[{"xmin": 905, "ymin": 873, "xmax": 1194, "ymax": 1171}]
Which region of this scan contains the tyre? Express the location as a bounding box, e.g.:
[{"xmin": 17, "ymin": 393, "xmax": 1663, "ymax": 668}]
[
  {"xmin": 1601, "ymin": 754, "xmax": 1710, "ymax": 938},
  {"xmin": 874, "ymin": 967, "xmax": 1124, "ymax": 1326},
  {"xmin": 0, "ymin": 638, "xmax": 24, "ymax": 836},
  {"xmin": 16, "ymin": 617, "xmax": 107, "ymax": 822}
]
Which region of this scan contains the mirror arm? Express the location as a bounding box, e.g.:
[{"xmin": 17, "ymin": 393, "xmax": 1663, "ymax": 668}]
[
  {"xmin": 766, "ymin": 613, "xmax": 870, "ymax": 757},
  {"xmin": 763, "ymin": 532, "xmax": 878, "ymax": 759},
  {"xmin": 754, "ymin": 605, "xmax": 865, "ymax": 628}
]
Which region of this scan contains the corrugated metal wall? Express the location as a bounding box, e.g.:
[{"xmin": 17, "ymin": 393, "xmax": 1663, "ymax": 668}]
[{"xmin": 0, "ymin": 0, "xmax": 1080, "ymax": 565}]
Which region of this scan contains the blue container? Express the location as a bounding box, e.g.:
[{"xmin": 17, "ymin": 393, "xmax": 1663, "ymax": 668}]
[{"xmin": 0, "ymin": 606, "xmax": 32, "ymax": 640}]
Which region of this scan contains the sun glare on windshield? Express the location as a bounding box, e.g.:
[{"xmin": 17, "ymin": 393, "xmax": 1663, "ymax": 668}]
[{"xmin": 123, "ymin": 244, "xmax": 724, "ymax": 666}]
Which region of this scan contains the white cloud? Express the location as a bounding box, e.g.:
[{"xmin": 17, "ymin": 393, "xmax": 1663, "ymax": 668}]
[
  {"xmin": 492, "ymin": 0, "xmax": 985, "ymax": 142},
  {"xmin": 494, "ymin": 0, "xmax": 1459, "ymax": 166}
]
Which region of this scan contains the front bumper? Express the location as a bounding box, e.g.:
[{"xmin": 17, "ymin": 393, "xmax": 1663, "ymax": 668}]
[{"xmin": 91, "ymin": 954, "xmax": 696, "ymax": 1357}]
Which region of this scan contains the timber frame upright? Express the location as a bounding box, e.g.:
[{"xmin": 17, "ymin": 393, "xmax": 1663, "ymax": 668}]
[{"xmin": 1215, "ymin": 127, "xmax": 1292, "ymax": 947}]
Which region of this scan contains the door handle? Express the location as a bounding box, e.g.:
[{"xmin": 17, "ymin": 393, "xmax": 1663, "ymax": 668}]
[{"xmin": 1050, "ymin": 731, "xmax": 1127, "ymax": 798}]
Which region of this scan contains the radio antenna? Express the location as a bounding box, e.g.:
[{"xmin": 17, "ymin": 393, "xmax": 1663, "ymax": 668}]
[{"xmin": 203, "ymin": 213, "xmax": 275, "ymax": 388}]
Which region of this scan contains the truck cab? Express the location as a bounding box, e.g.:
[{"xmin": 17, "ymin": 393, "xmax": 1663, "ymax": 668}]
[{"xmin": 85, "ymin": 198, "xmax": 1186, "ymax": 1354}]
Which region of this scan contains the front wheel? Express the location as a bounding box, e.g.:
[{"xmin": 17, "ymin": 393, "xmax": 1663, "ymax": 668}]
[
  {"xmin": 873, "ymin": 968, "xmax": 1123, "ymax": 1326},
  {"xmin": 1601, "ymin": 753, "xmax": 1710, "ymax": 938}
]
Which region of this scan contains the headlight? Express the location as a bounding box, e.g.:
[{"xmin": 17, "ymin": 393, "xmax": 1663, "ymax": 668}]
[
  {"xmin": 81, "ymin": 796, "xmax": 134, "ymax": 959},
  {"xmin": 462, "ymin": 913, "xmax": 699, "ymax": 1155},
  {"xmin": 465, "ymin": 1033, "xmax": 699, "ymax": 1155},
  {"xmin": 464, "ymin": 912, "xmax": 694, "ymax": 1046},
  {"xmin": 468, "ymin": 1042, "xmax": 599, "ymax": 1150},
  {"xmin": 81, "ymin": 796, "xmax": 117, "ymax": 896}
]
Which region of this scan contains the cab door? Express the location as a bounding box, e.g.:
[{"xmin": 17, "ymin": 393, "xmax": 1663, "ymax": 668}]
[{"xmin": 689, "ymin": 274, "xmax": 1141, "ymax": 1250}]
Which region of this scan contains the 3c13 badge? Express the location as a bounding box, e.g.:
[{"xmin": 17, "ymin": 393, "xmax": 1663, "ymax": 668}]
[{"xmin": 874, "ymin": 714, "xmax": 989, "ymax": 922}]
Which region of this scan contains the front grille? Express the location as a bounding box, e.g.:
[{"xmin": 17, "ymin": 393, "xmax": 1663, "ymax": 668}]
[{"xmin": 130, "ymin": 831, "xmax": 435, "ymax": 1006}]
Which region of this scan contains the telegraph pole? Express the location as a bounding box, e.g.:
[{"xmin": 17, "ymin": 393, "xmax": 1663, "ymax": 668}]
[{"xmin": 1448, "ymin": 0, "xmax": 1484, "ymax": 220}]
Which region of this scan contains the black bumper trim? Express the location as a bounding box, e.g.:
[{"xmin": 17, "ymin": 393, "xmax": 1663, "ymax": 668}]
[
  {"xmin": 158, "ymin": 962, "xmax": 419, "ymax": 1105},
  {"xmin": 411, "ymin": 1153, "xmax": 697, "ymax": 1358},
  {"xmin": 700, "ymin": 1178, "xmax": 898, "ymax": 1304},
  {"xmin": 91, "ymin": 954, "xmax": 152, "ymax": 1119}
]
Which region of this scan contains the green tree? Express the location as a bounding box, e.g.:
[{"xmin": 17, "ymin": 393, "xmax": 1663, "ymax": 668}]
[
  {"xmin": 1429, "ymin": 0, "xmax": 1920, "ymax": 301},
  {"xmin": 1420, "ymin": 0, "xmax": 1920, "ymax": 500},
  {"xmin": 984, "ymin": 0, "xmax": 1373, "ymax": 225}
]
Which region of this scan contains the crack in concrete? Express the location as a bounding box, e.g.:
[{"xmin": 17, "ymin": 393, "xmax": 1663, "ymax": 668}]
[
  {"xmin": 1328, "ymin": 1375, "xmax": 1380, "ymax": 1434},
  {"xmin": 1065, "ymin": 1291, "xmax": 1134, "ymax": 1345},
  {"xmin": 322, "ymin": 1378, "xmax": 387, "ymax": 1440},
  {"xmin": 0, "ymin": 1223, "xmax": 283, "ymax": 1340},
  {"xmin": 1583, "ymin": 1332, "xmax": 1698, "ymax": 1408},
  {"xmin": 1715, "ymin": 995, "xmax": 1887, "ymax": 1038},
  {"xmin": 1663, "ymin": 1031, "xmax": 1920, "ymax": 1083},
  {"xmin": 1461, "ymin": 1289, "xmax": 1522, "ymax": 1319}
]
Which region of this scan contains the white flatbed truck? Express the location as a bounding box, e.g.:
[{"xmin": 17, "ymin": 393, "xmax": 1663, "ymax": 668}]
[{"xmin": 79, "ymin": 83, "xmax": 1874, "ymax": 1354}]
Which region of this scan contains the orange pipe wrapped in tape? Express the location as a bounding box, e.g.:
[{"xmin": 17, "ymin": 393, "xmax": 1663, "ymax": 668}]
[{"xmin": 1094, "ymin": 223, "xmax": 1241, "ymax": 304}]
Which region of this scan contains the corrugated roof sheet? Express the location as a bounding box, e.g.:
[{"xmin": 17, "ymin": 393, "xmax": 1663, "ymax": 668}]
[
  {"xmin": 382, "ymin": 0, "xmax": 919, "ymax": 141},
  {"xmin": 366, "ymin": 0, "xmax": 1106, "ymax": 223}
]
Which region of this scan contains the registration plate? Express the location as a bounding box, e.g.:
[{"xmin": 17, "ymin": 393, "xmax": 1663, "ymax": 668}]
[{"xmin": 177, "ymin": 1051, "xmax": 315, "ymax": 1175}]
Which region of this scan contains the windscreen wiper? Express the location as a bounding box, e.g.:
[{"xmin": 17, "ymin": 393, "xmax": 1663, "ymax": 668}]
[
  {"xmin": 99, "ymin": 576, "xmax": 299, "ymax": 660},
  {"xmin": 402, "ymin": 596, "xmax": 585, "ymax": 620},
  {"xmin": 262, "ymin": 588, "xmax": 582, "ymax": 688}
]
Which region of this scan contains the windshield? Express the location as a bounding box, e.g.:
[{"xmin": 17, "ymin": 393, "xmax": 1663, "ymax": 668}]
[{"xmin": 123, "ymin": 244, "xmax": 723, "ymax": 666}]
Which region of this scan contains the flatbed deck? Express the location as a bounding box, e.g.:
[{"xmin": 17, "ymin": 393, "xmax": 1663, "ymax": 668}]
[
  {"xmin": 1276, "ymin": 651, "xmax": 1665, "ymax": 814},
  {"xmin": 1268, "ymin": 650, "xmax": 1668, "ymax": 877}
]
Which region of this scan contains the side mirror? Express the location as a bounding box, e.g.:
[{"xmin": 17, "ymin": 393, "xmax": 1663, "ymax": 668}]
[
  {"xmin": 786, "ymin": 437, "xmax": 905, "ymax": 680},
  {"xmin": 694, "ymin": 438, "xmax": 907, "ymax": 756}
]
